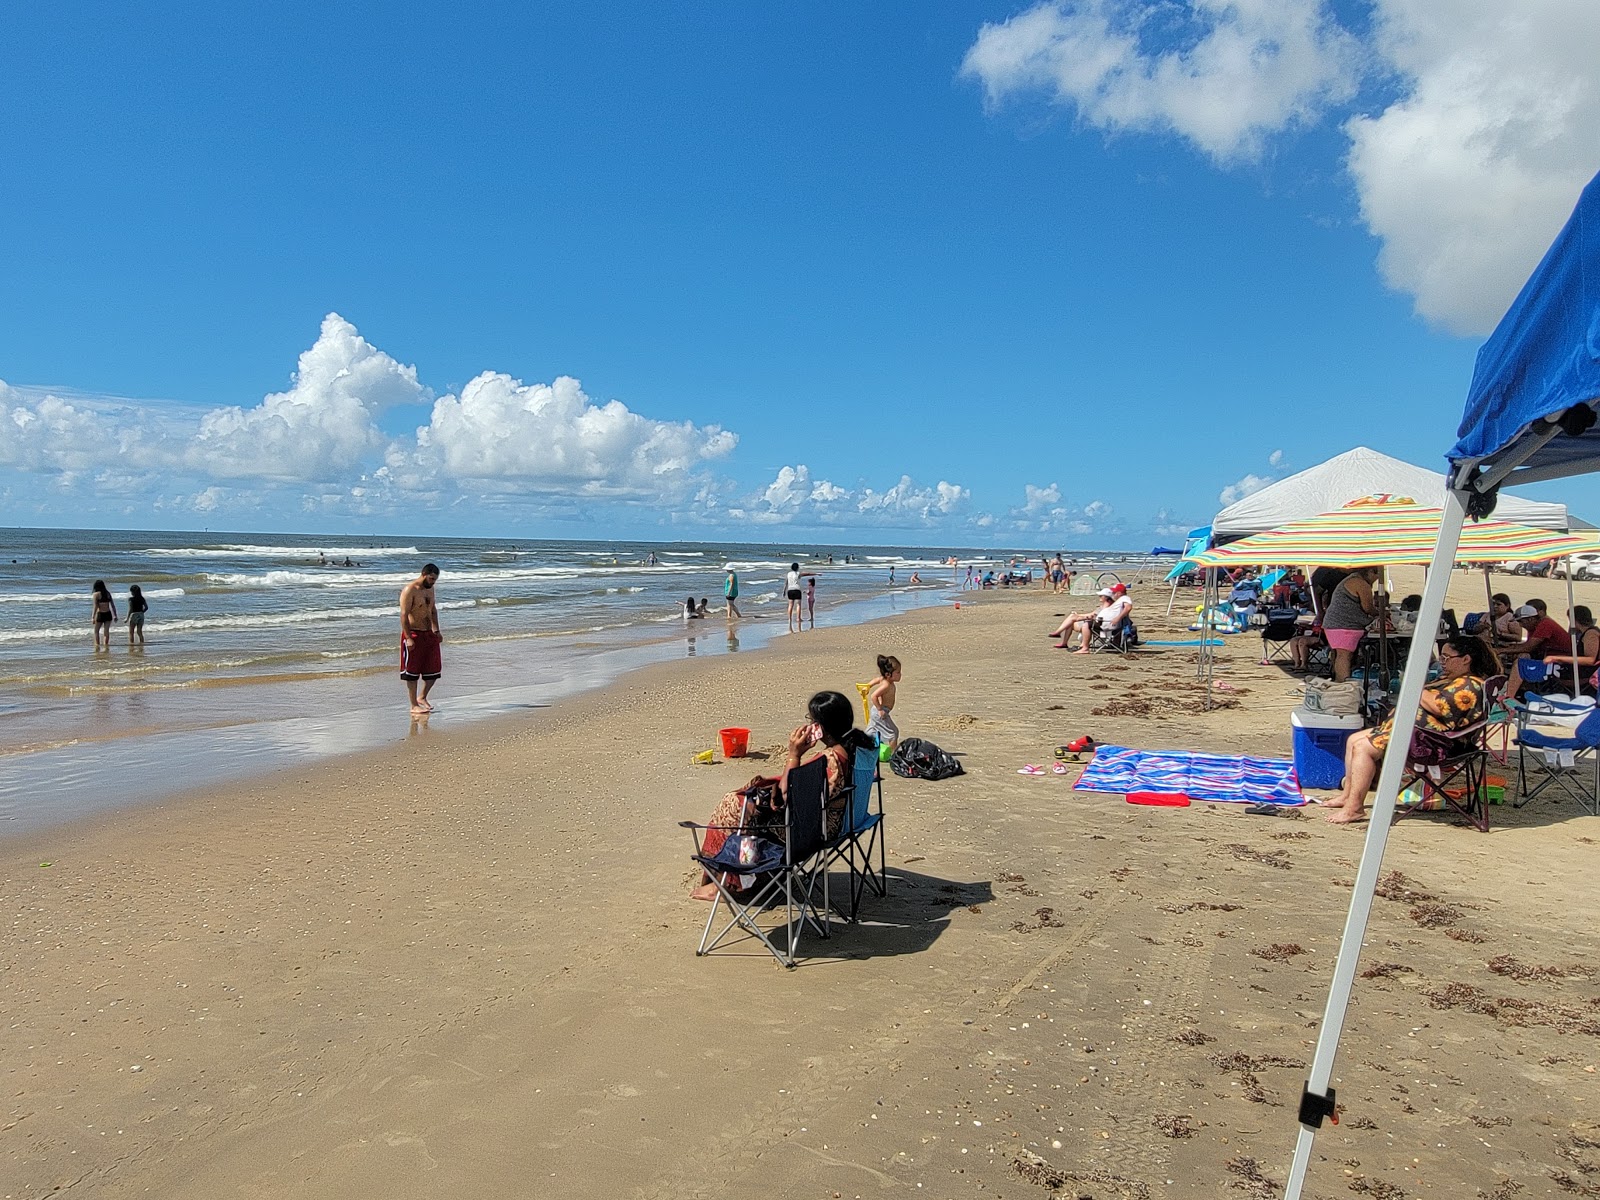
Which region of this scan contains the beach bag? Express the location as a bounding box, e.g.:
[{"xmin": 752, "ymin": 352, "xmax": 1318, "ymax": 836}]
[
  {"xmin": 889, "ymin": 737, "xmax": 965, "ymax": 781},
  {"xmin": 1302, "ymin": 678, "xmax": 1361, "ymax": 716}
]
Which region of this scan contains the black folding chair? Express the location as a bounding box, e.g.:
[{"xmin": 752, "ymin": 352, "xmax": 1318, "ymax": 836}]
[
  {"xmin": 1395, "ymin": 674, "xmax": 1506, "ymax": 833},
  {"xmin": 1259, "ymin": 609, "xmax": 1300, "ymax": 666},
  {"xmin": 1089, "ymin": 617, "xmax": 1137, "ymax": 654},
  {"xmin": 681, "ymin": 757, "xmax": 831, "ymax": 967},
  {"xmin": 823, "ymin": 746, "xmax": 887, "ymax": 921}
]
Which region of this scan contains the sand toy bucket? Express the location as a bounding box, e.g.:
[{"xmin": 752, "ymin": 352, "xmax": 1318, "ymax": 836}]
[{"xmin": 720, "ymin": 727, "xmax": 751, "ymax": 758}]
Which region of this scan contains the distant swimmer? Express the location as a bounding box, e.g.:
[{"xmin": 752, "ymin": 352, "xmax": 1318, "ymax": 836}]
[
  {"xmin": 399, "ymin": 563, "xmax": 442, "ymax": 715},
  {"xmin": 685, "ymin": 595, "xmax": 704, "ymax": 619},
  {"xmin": 648, "ymin": 552, "xmax": 658, "ymax": 566},
  {"xmin": 127, "ymin": 583, "xmax": 148, "ymax": 645},
  {"xmin": 318, "ymin": 552, "xmax": 327, "ymax": 565},
  {"xmin": 343, "ymin": 557, "xmax": 354, "ymax": 567},
  {"xmin": 909, "ymin": 572, "xmax": 921, "ymax": 585},
  {"xmin": 91, "ymin": 579, "xmax": 117, "ymax": 650}
]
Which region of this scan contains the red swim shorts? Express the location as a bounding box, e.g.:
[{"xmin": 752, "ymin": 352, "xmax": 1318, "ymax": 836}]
[{"xmin": 400, "ymin": 630, "xmax": 442, "ymax": 680}]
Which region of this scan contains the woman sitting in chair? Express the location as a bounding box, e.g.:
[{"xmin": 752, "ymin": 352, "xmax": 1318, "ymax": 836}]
[
  {"xmin": 690, "ymin": 690, "xmax": 874, "ymax": 899},
  {"xmin": 1322, "ymin": 637, "xmax": 1500, "ymax": 825}
]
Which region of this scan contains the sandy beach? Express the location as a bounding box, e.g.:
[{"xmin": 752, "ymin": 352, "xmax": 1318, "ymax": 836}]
[{"xmin": 6, "ymin": 573, "xmax": 1599, "ymax": 1199}]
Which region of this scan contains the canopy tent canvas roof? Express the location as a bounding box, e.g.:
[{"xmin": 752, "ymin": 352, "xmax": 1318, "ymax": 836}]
[
  {"xmin": 1285, "ymin": 170, "xmax": 1600, "ymax": 1200},
  {"xmin": 1212, "ymin": 446, "xmax": 1568, "ymax": 536},
  {"xmin": 1191, "ymin": 497, "xmax": 1600, "ymax": 568}
]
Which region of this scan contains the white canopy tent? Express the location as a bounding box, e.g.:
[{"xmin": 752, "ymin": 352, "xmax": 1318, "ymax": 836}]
[{"xmin": 1213, "ymin": 446, "xmax": 1568, "ymax": 536}]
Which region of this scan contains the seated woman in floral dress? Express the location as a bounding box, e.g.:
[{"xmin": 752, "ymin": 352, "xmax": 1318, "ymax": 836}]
[
  {"xmin": 1322, "ymin": 637, "xmax": 1499, "ymax": 825},
  {"xmin": 690, "ymin": 690, "xmax": 874, "ymax": 899}
]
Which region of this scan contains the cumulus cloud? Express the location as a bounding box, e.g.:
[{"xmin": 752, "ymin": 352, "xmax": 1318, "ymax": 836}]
[
  {"xmin": 1219, "ymin": 472, "xmax": 1273, "ymax": 505},
  {"xmin": 1346, "ymin": 0, "xmax": 1600, "ymax": 334},
  {"xmin": 738, "ymin": 466, "xmax": 971, "ymax": 528},
  {"xmin": 1004, "ymin": 483, "xmax": 1118, "ymax": 536},
  {"xmin": 961, "ymin": 0, "xmax": 1359, "ymax": 162},
  {"xmin": 188, "ymin": 314, "xmax": 427, "ymax": 482},
  {"xmin": 409, "ymin": 371, "xmax": 736, "ymax": 497},
  {"xmin": 1268, "ymin": 448, "xmax": 1285, "ymax": 468},
  {"xmin": 964, "ymin": 0, "xmax": 1600, "ymax": 334}
]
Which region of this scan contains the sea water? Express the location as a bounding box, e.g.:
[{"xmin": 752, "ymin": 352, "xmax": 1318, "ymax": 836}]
[{"xmin": 0, "ymin": 528, "xmax": 995, "ymax": 833}]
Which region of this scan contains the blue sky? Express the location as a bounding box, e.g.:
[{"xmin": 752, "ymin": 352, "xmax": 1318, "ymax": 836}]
[{"xmin": 3, "ymin": 1, "xmax": 1598, "ymax": 546}]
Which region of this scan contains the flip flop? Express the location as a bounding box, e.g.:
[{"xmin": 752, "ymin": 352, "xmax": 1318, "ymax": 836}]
[
  {"xmin": 1064, "ymin": 735, "xmax": 1098, "ymax": 754},
  {"xmin": 1017, "ymin": 764, "xmax": 1046, "ymax": 776},
  {"xmin": 1051, "ymin": 762, "xmax": 1070, "ymax": 775}
]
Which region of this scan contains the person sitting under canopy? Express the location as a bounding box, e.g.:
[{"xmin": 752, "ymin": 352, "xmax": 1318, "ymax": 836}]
[{"xmin": 1320, "ymin": 637, "xmax": 1499, "ymax": 825}]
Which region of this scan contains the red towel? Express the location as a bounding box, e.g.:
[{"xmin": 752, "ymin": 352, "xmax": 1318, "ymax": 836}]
[{"xmin": 1126, "ymin": 791, "xmax": 1192, "ymax": 807}]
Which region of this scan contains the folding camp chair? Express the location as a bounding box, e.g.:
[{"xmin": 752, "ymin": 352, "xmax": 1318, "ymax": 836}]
[
  {"xmin": 1089, "ymin": 617, "xmax": 1137, "ymax": 654},
  {"xmin": 680, "ymin": 757, "xmax": 831, "ymax": 967},
  {"xmin": 823, "ymin": 745, "xmax": 887, "ymax": 921},
  {"xmin": 1516, "ymin": 705, "xmax": 1600, "ymax": 816},
  {"xmin": 1394, "ymin": 674, "xmax": 1506, "ymax": 833},
  {"xmin": 1260, "ymin": 609, "xmax": 1301, "ymax": 666}
]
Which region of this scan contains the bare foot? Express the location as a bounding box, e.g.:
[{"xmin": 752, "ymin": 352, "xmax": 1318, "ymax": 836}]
[
  {"xmin": 689, "ymin": 883, "xmax": 719, "ymax": 902},
  {"xmin": 1073, "ymin": 648, "xmax": 1091, "ymax": 655},
  {"xmin": 1325, "ymin": 810, "xmax": 1366, "ymax": 824}
]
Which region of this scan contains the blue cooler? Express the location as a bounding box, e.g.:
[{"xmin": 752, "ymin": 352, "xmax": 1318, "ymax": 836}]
[{"xmin": 1291, "ymin": 710, "xmax": 1365, "ymax": 790}]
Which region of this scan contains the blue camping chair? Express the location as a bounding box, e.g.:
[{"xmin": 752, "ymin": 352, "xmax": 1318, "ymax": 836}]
[
  {"xmin": 1516, "ymin": 705, "xmax": 1600, "ymax": 816},
  {"xmin": 681, "ymin": 757, "xmax": 832, "ymax": 967},
  {"xmin": 823, "ymin": 745, "xmax": 887, "ymax": 920}
]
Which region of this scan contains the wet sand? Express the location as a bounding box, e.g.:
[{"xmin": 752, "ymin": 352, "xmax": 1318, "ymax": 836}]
[{"xmin": 5, "ymin": 573, "xmax": 1598, "ymax": 1198}]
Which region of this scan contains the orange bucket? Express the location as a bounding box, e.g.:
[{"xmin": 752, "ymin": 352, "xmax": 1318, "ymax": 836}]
[{"xmin": 720, "ymin": 727, "xmax": 750, "ymax": 758}]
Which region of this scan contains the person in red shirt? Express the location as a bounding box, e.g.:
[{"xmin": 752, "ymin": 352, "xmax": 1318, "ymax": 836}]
[{"xmin": 1504, "ymin": 602, "xmax": 1576, "ymax": 701}]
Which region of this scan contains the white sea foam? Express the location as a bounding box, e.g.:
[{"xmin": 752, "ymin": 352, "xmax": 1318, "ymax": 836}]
[
  {"xmin": 0, "ymin": 597, "xmax": 480, "ymax": 643},
  {"xmin": 144, "ymin": 544, "xmax": 422, "ymax": 559},
  {"xmin": 0, "ymin": 587, "xmax": 187, "ymax": 606}
]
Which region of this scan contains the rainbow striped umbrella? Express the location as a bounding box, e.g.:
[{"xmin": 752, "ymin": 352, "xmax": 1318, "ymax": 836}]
[{"xmin": 1190, "ymin": 496, "xmax": 1600, "ymax": 568}]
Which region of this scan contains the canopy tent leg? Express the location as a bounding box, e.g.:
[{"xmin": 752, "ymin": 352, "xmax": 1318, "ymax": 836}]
[
  {"xmin": 1283, "ymin": 489, "xmax": 1470, "ymax": 1199},
  {"xmin": 1567, "ymin": 559, "xmax": 1581, "ymax": 693}
]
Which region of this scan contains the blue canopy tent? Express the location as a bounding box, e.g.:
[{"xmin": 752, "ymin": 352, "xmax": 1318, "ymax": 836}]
[
  {"xmin": 1163, "ymin": 525, "xmax": 1212, "ymax": 615},
  {"xmin": 1285, "ymin": 168, "xmax": 1600, "ymax": 1198}
]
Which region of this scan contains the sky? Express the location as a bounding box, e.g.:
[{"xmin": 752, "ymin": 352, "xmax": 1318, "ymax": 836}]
[{"xmin": 2, "ymin": 1, "xmax": 1599, "ymax": 547}]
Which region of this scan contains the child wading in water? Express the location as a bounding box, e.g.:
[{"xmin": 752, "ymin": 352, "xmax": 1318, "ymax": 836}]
[{"xmin": 866, "ymin": 654, "xmax": 902, "ymax": 750}]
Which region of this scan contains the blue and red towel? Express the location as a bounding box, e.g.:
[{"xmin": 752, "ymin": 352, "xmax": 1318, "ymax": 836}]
[{"xmin": 1072, "ymin": 746, "xmax": 1305, "ymax": 807}]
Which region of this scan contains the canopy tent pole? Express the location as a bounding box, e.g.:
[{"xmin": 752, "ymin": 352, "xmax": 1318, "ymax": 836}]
[
  {"xmin": 1483, "ymin": 565, "xmax": 1494, "ymax": 630},
  {"xmin": 1283, "ymin": 489, "xmax": 1470, "ymax": 1199},
  {"xmin": 1568, "ymin": 559, "xmax": 1580, "ymax": 693}
]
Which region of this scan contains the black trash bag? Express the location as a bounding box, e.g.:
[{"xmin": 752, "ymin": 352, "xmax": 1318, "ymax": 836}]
[{"xmin": 889, "ymin": 736, "xmax": 965, "ymax": 781}]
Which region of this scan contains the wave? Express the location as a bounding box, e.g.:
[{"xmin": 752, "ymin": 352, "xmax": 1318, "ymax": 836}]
[
  {"xmin": 0, "ymin": 596, "xmax": 485, "ymax": 643},
  {"xmin": 197, "ymin": 562, "xmax": 708, "ymax": 590},
  {"xmin": 0, "ymin": 587, "xmax": 186, "ymax": 605},
  {"xmin": 144, "ymin": 544, "xmax": 422, "ymax": 559}
]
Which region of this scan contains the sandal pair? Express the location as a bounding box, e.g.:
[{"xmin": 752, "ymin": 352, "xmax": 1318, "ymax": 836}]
[{"xmin": 1019, "ymin": 763, "xmax": 1071, "ymax": 776}]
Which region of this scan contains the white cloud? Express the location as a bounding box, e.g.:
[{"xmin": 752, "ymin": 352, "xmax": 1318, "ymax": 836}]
[
  {"xmin": 961, "ymin": 0, "xmax": 1359, "ymax": 163},
  {"xmin": 1020, "ymin": 482, "xmax": 1062, "ymax": 513},
  {"xmin": 188, "ymin": 314, "xmax": 427, "ymax": 482},
  {"xmin": 411, "ymin": 371, "xmax": 736, "ymax": 497},
  {"xmin": 1268, "ymin": 448, "xmax": 1285, "ymax": 468},
  {"xmin": 1083, "ymin": 498, "xmax": 1113, "ymax": 518},
  {"xmin": 963, "ymin": 1, "xmax": 1600, "ymax": 335},
  {"xmin": 1346, "ymin": 0, "xmax": 1600, "ymax": 334},
  {"xmin": 739, "ymin": 466, "xmax": 972, "ymax": 528},
  {"xmin": 1219, "ymin": 472, "xmax": 1273, "ymax": 504}
]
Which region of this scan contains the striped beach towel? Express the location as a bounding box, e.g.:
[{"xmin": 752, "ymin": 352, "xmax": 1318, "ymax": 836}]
[{"xmin": 1072, "ymin": 746, "xmax": 1304, "ymax": 806}]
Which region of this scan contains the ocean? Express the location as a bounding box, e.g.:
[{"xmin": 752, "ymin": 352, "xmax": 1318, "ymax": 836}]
[
  {"xmin": 0, "ymin": 527, "xmax": 1161, "ymax": 835},
  {"xmin": 0, "ymin": 528, "xmax": 1013, "ymax": 835}
]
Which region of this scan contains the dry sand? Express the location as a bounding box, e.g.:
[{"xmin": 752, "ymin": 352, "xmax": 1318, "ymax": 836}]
[{"xmin": 5, "ymin": 570, "xmax": 1599, "ymax": 1199}]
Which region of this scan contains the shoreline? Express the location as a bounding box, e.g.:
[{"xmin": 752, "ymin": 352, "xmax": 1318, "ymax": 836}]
[{"xmin": 1, "ymin": 583, "xmax": 956, "ymax": 839}]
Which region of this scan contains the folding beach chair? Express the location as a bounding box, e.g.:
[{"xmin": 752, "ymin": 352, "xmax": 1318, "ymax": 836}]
[
  {"xmin": 1259, "ymin": 609, "xmax": 1300, "ymax": 666},
  {"xmin": 1516, "ymin": 705, "xmax": 1600, "ymax": 816},
  {"xmin": 680, "ymin": 757, "xmax": 831, "ymax": 968},
  {"xmin": 823, "ymin": 745, "xmax": 887, "ymax": 921},
  {"xmin": 1394, "ymin": 674, "xmax": 1506, "ymax": 833},
  {"xmin": 1089, "ymin": 617, "xmax": 1138, "ymax": 654}
]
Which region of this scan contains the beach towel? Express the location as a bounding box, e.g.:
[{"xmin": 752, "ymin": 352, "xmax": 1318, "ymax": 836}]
[{"xmin": 1072, "ymin": 746, "xmax": 1304, "ymax": 806}]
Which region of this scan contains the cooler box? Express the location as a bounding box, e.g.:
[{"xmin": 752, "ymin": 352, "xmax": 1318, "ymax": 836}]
[{"xmin": 1291, "ymin": 710, "xmax": 1365, "ymax": 790}]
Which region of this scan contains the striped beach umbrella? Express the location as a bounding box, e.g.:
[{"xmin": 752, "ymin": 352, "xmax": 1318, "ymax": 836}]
[{"xmin": 1190, "ymin": 496, "xmax": 1600, "ymax": 568}]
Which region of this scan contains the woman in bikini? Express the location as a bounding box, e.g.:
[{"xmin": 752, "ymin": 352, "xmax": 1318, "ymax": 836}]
[{"xmin": 91, "ymin": 580, "xmax": 117, "ymax": 650}]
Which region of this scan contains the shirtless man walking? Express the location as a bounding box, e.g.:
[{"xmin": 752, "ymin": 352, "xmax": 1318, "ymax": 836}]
[{"xmin": 400, "ymin": 563, "xmax": 443, "ymax": 714}]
